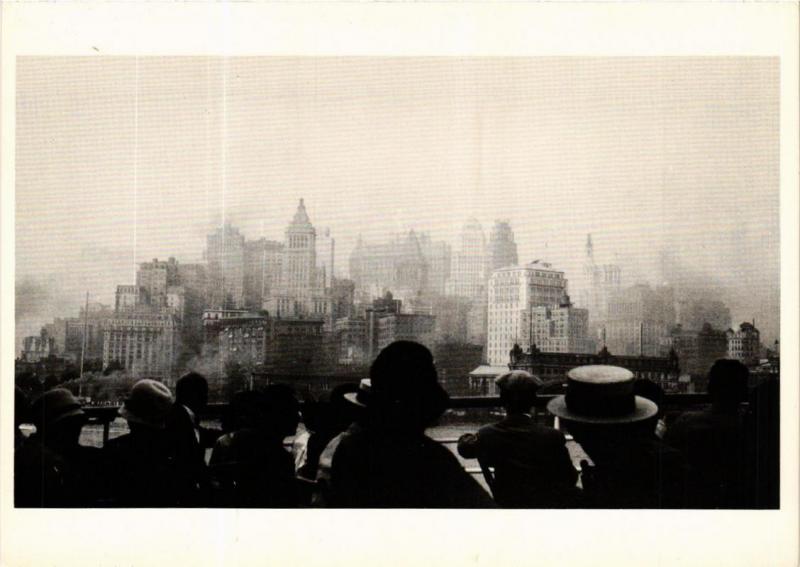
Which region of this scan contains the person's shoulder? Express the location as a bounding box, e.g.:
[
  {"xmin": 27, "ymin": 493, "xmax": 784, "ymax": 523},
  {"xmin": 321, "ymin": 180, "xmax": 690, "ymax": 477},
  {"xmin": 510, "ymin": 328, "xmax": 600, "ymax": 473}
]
[
  {"xmin": 476, "ymin": 422, "xmax": 502, "ymax": 438},
  {"xmin": 667, "ymin": 411, "xmax": 715, "ymax": 435},
  {"xmin": 421, "ymin": 435, "xmax": 464, "ymax": 463},
  {"xmin": 529, "ymin": 423, "xmax": 568, "ymax": 443},
  {"xmin": 671, "ymin": 410, "xmax": 707, "ymax": 424}
]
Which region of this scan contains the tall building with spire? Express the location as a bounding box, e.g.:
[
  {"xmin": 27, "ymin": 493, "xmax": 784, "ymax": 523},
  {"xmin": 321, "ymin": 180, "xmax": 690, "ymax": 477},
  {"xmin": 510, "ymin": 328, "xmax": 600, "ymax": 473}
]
[
  {"xmin": 265, "ymin": 199, "xmax": 331, "ymax": 319},
  {"xmin": 580, "ymin": 233, "xmax": 622, "ymax": 330},
  {"xmin": 488, "ymin": 220, "xmax": 518, "ymax": 273}
]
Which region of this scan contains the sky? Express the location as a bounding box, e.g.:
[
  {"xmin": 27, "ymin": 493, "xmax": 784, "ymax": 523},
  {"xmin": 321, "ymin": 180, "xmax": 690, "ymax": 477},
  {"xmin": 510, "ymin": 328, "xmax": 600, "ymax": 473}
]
[{"xmin": 15, "ymin": 56, "xmax": 780, "ymax": 345}]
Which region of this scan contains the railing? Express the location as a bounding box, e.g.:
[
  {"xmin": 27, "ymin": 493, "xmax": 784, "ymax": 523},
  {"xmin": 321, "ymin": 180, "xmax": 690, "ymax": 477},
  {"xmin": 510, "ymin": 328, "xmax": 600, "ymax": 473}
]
[{"xmin": 81, "ymin": 393, "xmax": 714, "ymax": 448}]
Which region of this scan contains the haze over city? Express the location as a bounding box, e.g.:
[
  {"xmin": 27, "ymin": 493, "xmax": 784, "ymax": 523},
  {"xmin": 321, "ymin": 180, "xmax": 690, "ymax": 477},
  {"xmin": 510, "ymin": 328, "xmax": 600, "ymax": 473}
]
[{"xmin": 16, "ymin": 56, "xmax": 779, "ymax": 347}]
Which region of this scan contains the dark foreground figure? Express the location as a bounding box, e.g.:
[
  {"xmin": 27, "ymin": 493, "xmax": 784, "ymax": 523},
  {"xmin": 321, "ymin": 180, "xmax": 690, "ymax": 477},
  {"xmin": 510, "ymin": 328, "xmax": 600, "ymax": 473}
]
[
  {"xmin": 548, "ymin": 365, "xmax": 690, "ymax": 509},
  {"xmin": 457, "ymin": 370, "xmax": 579, "ymax": 508},
  {"xmin": 105, "ymin": 379, "xmax": 187, "ymax": 507},
  {"xmin": 664, "ymin": 359, "xmax": 775, "ymax": 508},
  {"xmin": 328, "ymin": 341, "xmax": 495, "ymax": 508},
  {"xmin": 14, "ymin": 350, "xmax": 778, "ymax": 509},
  {"xmin": 209, "ymin": 386, "xmax": 300, "ymax": 507},
  {"xmin": 15, "ymin": 389, "xmax": 108, "ymax": 507},
  {"xmin": 165, "ymin": 372, "xmax": 221, "ymax": 506}
]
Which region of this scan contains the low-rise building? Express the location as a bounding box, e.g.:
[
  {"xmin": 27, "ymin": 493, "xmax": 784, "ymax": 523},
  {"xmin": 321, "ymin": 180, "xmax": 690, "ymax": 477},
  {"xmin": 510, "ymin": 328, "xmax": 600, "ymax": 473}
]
[
  {"xmin": 506, "ymin": 343, "xmax": 682, "ymax": 393},
  {"xmin": 726, "ymin": 322, "xmax": 761, "ymax": 367},
  {"xmin": 20, "ymin": 330, "xmax": 55, "ymax": 362},
  {"xmin": 102, "ymin": 313, "xmax": 181, "ymax": 382}
]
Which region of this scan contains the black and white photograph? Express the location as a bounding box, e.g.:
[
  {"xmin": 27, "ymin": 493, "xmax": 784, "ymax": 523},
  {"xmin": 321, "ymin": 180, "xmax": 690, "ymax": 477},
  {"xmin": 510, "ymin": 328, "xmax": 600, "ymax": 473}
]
[{"xmin": 1, "ymin": 3, "xmax": 798, "ymax": 567}]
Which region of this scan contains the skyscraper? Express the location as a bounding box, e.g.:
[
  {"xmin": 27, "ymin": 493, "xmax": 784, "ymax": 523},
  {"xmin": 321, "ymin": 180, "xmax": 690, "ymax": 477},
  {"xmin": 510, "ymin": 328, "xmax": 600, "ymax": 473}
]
[
  {"xmin": 265, "ymin": 199, "xmax": 330, "ymax": 318},
  {"xmin": 579, "ymin": 233, "xmax": 622, "ymax": 328},
  {"xmin": 205, "ymin": 223, "xmax": 246, "ymax": 309},
  {"xmin": 243, "ymin": 238, "xmax": 284, "ymax": 310},
  {"xmin": 488, "ymin": 220, "xmax": 518, "ymax": 273},
  {"xmin": 446, "ymin": 218, "xmax": 488, "ymax": 300},
  {"xmin": 486, "ymin": 261, "xmax": 571, "ymax": 365}
]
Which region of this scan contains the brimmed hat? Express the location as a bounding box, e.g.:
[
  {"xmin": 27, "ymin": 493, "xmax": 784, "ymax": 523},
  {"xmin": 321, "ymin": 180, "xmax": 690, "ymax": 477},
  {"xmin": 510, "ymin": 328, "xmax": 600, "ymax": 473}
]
[
  {"xmin": 546, "ymin": 365, "xmax": 658, "ymax": 424},
  {"xmin": 119, "ymin": 379, "xmax": 174, "ymax": 429},
  {"xmin": 362, "ymin": 341, "xmax": 449, "ymax": 425},
  {"xmin": 343, "ymin": 379, "xmax": 372, "ymax": 408},
  {"xmin": 30, "ymin": 388, "xmax": 85, "ymax": 428}
]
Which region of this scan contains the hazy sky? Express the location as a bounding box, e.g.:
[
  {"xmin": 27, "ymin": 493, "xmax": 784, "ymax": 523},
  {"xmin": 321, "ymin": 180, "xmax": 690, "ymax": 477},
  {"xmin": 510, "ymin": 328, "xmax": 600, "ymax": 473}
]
[{"xmin": 16, "ymin": 57, "xmax": 780, "ymax": 343}]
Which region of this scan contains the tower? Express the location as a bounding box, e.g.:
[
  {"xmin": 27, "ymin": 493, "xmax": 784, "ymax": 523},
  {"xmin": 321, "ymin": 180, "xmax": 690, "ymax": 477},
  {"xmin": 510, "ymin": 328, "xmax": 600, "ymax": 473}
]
[{"xmin": 267, "ymin": 199, "xmax": 330, "ymax": 319}]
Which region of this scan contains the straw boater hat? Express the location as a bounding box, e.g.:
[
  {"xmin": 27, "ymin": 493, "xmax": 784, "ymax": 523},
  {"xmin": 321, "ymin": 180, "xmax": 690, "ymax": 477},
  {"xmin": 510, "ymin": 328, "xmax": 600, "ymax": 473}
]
[
  {"xmin": 546, "ymin": 365, "xmax": 658, "ymax": 424},
  {"xmin": 119, "ymin": 379, "xmax": 174, "ymax": 429}
]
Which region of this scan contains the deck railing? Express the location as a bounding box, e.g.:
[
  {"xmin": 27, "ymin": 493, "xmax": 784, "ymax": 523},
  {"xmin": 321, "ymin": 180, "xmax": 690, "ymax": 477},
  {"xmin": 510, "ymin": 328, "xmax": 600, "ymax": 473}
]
[{"xmin": 80, "ymin": 392, "xmax": 714, "ymax": 447}]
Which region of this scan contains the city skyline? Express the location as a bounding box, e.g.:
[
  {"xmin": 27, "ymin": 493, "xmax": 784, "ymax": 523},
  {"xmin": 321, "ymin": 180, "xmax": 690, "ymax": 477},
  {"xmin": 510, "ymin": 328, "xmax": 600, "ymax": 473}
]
[{"xmin": 16, "ymin": 57, "xmax": 780, "ymax": 345}]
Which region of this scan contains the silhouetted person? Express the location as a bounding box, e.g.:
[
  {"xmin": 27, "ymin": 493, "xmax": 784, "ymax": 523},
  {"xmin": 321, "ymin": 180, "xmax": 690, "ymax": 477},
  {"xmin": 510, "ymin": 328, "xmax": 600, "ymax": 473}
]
[
  {"xmin": 746, "ymin": 377, "xmax": 779, "ymax": 508},
  {"xmin": 664, "ymin": 359, "xmax": 751, "ymax": 508},
  {"xmin": 312, "ymin": 383, "xmax": 365, "ymax": 507},
  {"xmin": 329, "ymin": 341, "xmax": 495, "ymax": 508},
  {"xmin": 15, "ymin": 388, "xmax": 107, "ymax": 507},
  {"xmin": 548, "ymin": 365, "xmax": 689, "ymax": 509},
  {"xmin": 295, "ymin": 383, "xmax": 360, "ymax": 481},
  {"xmin": 633, "ymin": 379, "xmax": 667, "ymax": 438},
  {"xmin": 105, "ymin": 380, "xmax": 184, "ymax": 507},
  {"xmin": 165, "ymin": 372, "xmax": 219, "ymax": 505},
  {"xmin": 209, "ymin": 385, "xmax": 300, "ymax": 507},
  {"xmin": 457, "ymin": 371, "xmax": 579, "ymax": 508}
]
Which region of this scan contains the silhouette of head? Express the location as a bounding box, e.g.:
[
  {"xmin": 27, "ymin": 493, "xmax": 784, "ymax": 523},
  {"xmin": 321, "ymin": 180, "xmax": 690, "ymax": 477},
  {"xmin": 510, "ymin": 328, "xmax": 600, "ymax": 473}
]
[
  {"xmin": 707, "ymin": 359, "xmax": 749, "ymax": 405},
  {"xmin": 120, "ymin": 379, "xmax": 174, "ymax": 430},
  {"xmin": 176, "ymin": 372, "xmax": 209, "ymax": 414},
  {"xmin": 260, "ymin": 385, "xmax": 300, "ymax": 438},
  {"xmin": 328, "ymin": 383, "xmax": 361, "ymax": 431},
  {"xmin": 30, "ymin": 388, "xmax": 86, "ymax": 449},
  {"xmin": 495, "ymin": 370, "xmax": 543, "ymax": 414},
  {"xmin": 224, "ymin": 390, "xmax": 263, "ymax": 432},
  {"xmin": 368, "ymin": 341, "xmax": 448, "ymax": 433}
]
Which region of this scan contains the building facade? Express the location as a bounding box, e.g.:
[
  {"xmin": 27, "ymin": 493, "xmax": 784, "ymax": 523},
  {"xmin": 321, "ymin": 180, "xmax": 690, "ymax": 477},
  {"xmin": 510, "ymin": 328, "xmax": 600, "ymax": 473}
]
[
  {"xmin": 333, "ymin": 317, "xmax": 368, "ymax": 366},
  {"xmin": 504, "ymin": 344, "xmax": 682, "ymax": 392},
  {"xmin": 375, "ymin": 312, "xmax": 436, "ymax": 353},
  {"xmin": 206, "ymin": 223, "xmax": 246, "ymax": 309},
  {"xmin": 20, "ymin": 330, "xmax": 56, "ymax": 362},
  {"xmin": 136, "ymin": 258, "xmax": 179, "ymax": 306},
  {"xmin": 418, "ymin": 233, "xmax": 452, "ymax": 296},
  {"xmin": 519, "ymin": 299, "xmax": 594, "ymax": 355},
  {"xmin": 660, "ymin": 323, "xmax": 728, "ymax": 376},
  {"xmin": 486, "ymin": 261, "xmax": 569, "ymax": 365},
  {"xmin": 726, "ymin": 322, "xmax": 761, "ymax": 367},
  {"xmin": 446, "ymin": 218, "xmax": 488, "ymax": 300},
  {"xmin": 579, "ymin": 234, "xmax": 622, "ymax": 329},
  {"xmin": 102, "ymin": 313, "xmax": 181, "ymax": 381},
  {"xmin": 349, "ymin": 231, "xmax": 430, "ymax": 304},
  {"xmin": 265, "ymin": 199, "xmax": 330, "ymax": 318},
  {"xmin": 488, "ymin": 220, "xmax": 518, "ymax": 272},
  {"xmin": 603, "ymin": 284, "xmax": 675, "ymax": 357},
  {"xmin": 243, "ymin": 238, "xmax": 284, "ymax": 311}
]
